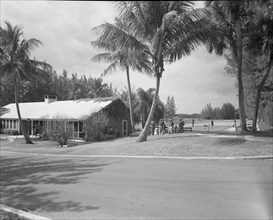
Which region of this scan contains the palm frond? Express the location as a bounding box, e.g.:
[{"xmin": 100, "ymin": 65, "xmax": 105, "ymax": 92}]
[
  {"xmin": 30, "ymin": 59, "xmax": 52, "ymax": 71},
  {"xmin": 91, "ymin": 22, "xmax": 150, "ymax": 54},
  {"xmin": 115, "ymin": 1, "xmax": 152, "ymax": 42},
  {"xmin": 19, "ymin": 38, "xmax": 42, "ymax": 56},
  {"xmin": 101, "ymin": 60, "xmax": 120, "ymax": 76},
  {"xmin": 91, "ymin": 53, "xmax": 114, "ymax": 63},
  {"xmin": 0, "ymin": 22, "xmax": 50, "ymax": 83}
]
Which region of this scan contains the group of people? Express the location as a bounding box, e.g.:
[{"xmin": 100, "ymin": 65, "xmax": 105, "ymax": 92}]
[{"xmin": 150, "ymin": 118, "xmax": 185, "ymax": 135}]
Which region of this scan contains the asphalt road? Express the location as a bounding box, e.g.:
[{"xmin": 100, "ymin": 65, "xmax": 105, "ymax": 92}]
[{"xmin": 1, "ymin": 152, "xmax": 272, "ymax": 220}]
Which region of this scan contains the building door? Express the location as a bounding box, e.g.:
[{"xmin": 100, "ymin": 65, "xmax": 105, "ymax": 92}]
[
  {"xmin": 122, "ymin": 120, "xmax": 128, "ymax": 136},
  {"xmin": 74, "ymin": 121, "xmax": 79, "ymax": 138},
  {"xmin": 73, "ymin": 121, "xmax": 84, "ymax": 138}
]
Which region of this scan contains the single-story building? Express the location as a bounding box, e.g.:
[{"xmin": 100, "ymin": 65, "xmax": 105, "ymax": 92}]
[{"xmin": 0, "ymin": 95, "xmax": 131, "ymax": 139}]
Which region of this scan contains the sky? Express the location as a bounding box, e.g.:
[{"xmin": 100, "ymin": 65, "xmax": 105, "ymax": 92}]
[{"xmin": 1, "ymin": 1, "xmax": 238, "ymax": 114}]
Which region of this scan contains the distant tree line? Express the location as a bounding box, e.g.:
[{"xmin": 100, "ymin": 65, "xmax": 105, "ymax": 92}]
[
  {"xmin": 200, "ymin": 103, "xmax": 238, "ymax": 120},
  {"xmin": 176, "ymin": 113, "xmax": 200, "ymax": 119},
  {"xmin": 0, "ymin": 68, "xmax": 115, "ymax": 107}
]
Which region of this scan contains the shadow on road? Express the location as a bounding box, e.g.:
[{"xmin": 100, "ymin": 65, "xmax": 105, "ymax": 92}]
[{"xmin": 0, "ymin": 155, "xmax": 109, "ymax": 212}]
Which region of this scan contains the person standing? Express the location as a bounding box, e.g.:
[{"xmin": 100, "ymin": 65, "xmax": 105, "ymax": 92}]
[
  {"xmin": 211, "ymin": 120, "xmax": 214, "ymax": 131},
  {"xmin": 168, "ymin": 119, "xmax": 174, "ymax": 134},
  {"xmin": 159, "ymin": 119, "xmax": 166, "ymax": 135},
  {"xmin": 150, "ymin": 120, "xmax": 155, "ymax": 135},
  {"xmin": 179, "ymin": 118, "xmax": 185, "ymax": 133},
  {"xmin": 192, "ymin": 119, "xmax": 195, "ymax": 127}
]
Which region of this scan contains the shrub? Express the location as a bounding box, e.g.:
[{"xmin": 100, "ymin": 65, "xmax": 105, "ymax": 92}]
[
  {"xmin": 2, "ymin": 129, "xmax": 19, "ymax": 135},
  {"xmin": 9, "ymin": 130, "xmax": 19, "ymax": 135},
  {"xmin": 84, "ymin": 111, "xmax": 109, "ymax": 142},
  {"xmin": 48, "ymin": 118, "xmax": 73, "ymax": 147},
  {"xmin": 101, "ymin": 134, "xmax": 116, "ymax": 141}
]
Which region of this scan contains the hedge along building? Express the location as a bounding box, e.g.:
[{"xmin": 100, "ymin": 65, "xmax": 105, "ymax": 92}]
[{"xmin": 0, "ymin": 95, "xmax": 131, "ymax": 138}]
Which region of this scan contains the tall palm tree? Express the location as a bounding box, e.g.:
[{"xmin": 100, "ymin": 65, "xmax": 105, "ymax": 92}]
[
  {"xmin": 0, "ymin": 22, "xmax": 51, "ymax": 144},
  {"xmin": 113, "ymin": 1, "xmax": 213, "ymax": 141},
  {"xmin": 205, "ymin": 1, "xmax": 252, "ymax": 132},
  {"xmin": 246, "ymin": 0, "xmax": 273, "ymax": 133},
  {"xmin": 91, "ymin": 18, "xmax": 153, "ymax": 133}
]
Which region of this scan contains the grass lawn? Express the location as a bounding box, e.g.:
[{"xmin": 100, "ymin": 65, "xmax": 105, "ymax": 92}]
[
  {"xmin": 70, "ymin": 133, "xmax": 272, "ymax": 157},
  {"xmin": 1, "ymin": 130, "xmax": 272, "ymax": 157}
]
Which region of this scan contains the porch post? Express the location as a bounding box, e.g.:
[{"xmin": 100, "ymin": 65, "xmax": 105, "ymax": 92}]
[
  {"xmin": 17, "ymin": 119, "xmax": 20, "ymax": 133},
  {"xmin": 31, "ymin": 120, "xmax": 33, "ymax": 136}
]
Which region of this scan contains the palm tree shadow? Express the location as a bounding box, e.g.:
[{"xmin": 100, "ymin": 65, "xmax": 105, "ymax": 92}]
[
  {"xmin": 0, "ymin": 156, "xmax": 109, "ymax": 213},
  {"xmin": 150, "ymin": 134, "xmax": 202, "ymax": 142},
  {"xmin": 214, "ymin": 137, "xmax": 246, "ymax": 145}
]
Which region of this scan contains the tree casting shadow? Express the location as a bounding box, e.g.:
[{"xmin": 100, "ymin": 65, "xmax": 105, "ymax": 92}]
[{"xmin": 0, "ymin": 156, "xmax": 110, "ymax": 213}]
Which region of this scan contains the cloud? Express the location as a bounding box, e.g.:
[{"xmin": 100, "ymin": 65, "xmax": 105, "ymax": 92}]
[{"xmin": 1, "ymin": 1, "xmax": 115, "ymax": 76}]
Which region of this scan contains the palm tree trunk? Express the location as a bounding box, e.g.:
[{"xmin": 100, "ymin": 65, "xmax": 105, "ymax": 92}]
[
  {"xmin": 14, "ymin": 77, "xmax": 33, "ymax": 144},
  {"xmin": 137, "ymin": 75, "xmax": 160, "ymax": 142},
  {"xmin": 234, "ymin": 19, "xmax": 247, "ymax": 132},
  {"xmin": 252, "ymin": 55, "xmax": 273, "ymax": 133},
  {"xmin": 141, "ymin": 115, "xmax": 145, "ymax": 129},
  {"xmin": 126, "ymin": 66, "xmax": 135, "ymax": 133}
]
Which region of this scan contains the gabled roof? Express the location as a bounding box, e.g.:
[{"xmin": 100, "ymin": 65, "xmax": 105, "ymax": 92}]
[{"xmin": 1, "ymin": 97, "xmax": 116, "ymax": 120}]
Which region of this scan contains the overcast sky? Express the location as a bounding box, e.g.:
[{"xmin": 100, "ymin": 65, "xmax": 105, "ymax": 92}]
[{"xmin": 1, "ymin": 1, "xmax": 238, "ymax": 114}]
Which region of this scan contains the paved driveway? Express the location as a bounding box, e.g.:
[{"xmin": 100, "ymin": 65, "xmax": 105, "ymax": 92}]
[{"xmin": 1, "ymin": 151, "xmax": 272, "ymax": 219}]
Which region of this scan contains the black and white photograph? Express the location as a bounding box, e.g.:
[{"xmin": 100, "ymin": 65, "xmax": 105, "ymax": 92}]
[{"xmin": 0, "ymin": 1, "xmax": 272, "ymax": 219}]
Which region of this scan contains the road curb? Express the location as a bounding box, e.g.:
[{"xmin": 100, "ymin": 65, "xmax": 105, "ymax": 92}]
[
  {"xmin": 2, "ymin": 150, "xmax": 273, "ymax": 160},
  {"xmin": 53, "ymin": 154, "xmax": 273, "ymax": 160},
  {"xmin": 0, "ymin": 204, "xmax": 51, "ymax": 220}
]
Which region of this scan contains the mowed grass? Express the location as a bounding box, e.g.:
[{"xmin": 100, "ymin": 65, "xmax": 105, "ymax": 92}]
[
  {"xmin": 1, "ymin": 131, "xmax": 272, "ymax": 157},
  {"xmin": 70, "ymin": 133, "xmax": 272, "ymax": 157}
]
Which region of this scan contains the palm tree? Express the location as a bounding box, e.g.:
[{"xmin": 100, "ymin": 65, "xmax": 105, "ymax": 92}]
[
  {"xmin": 91, "ymin": 18, "xmax": 153, "ymax": 133},
  {"xmin": 0, "ymin": 22, "xmax": 51, "ymax": 144},
  {"xmin": 205, "ymin": 1, "xmax": 252, "ymax": 132},
  {"xmin": 135, "ymin": 88, "xmax": 153, "ymax": 128},
  {"xmin": 135, "ymin": 87, "xmax": 165, "ymax": 128},
  {"xmin": 112, "ymin": 1, "xmax": 212, "ymax": 141},
  {"xmin": 246, "ymin": 0, "xmax": 273, "ymax": 133}
]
